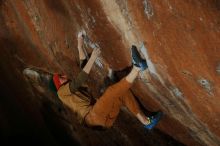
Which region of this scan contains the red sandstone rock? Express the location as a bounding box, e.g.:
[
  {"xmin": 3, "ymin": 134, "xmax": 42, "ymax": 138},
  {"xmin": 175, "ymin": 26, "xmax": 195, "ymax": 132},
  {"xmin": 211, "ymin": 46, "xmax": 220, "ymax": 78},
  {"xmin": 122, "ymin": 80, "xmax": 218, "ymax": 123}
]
[{"xmin": 1, "ymin": 0, "xmax": 220, "ymax": 145}]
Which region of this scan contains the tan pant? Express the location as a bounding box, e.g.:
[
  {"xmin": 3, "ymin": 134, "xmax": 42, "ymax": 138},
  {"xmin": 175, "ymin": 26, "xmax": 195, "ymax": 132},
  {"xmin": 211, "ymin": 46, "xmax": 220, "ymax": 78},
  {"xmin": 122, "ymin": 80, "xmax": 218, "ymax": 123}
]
[{"xmin": 86, "ymin": 78, "xmax": 141, "ymax": 128}]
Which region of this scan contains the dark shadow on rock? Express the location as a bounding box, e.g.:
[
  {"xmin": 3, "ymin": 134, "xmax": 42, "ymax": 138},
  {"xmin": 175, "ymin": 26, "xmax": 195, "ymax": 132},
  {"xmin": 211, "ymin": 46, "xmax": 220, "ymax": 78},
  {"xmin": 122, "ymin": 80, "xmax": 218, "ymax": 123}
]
[{"xmin": 41, "ymin": 101, "xmax": 81, "ymax": 146}]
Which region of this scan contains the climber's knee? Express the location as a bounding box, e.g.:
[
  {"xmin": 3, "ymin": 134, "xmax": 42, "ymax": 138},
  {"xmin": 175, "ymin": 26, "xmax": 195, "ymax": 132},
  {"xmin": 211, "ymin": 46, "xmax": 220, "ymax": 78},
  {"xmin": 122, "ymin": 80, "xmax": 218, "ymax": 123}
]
[{"xmin": 85, "ymin": 112, "xmax": 114, "ymax": 129}]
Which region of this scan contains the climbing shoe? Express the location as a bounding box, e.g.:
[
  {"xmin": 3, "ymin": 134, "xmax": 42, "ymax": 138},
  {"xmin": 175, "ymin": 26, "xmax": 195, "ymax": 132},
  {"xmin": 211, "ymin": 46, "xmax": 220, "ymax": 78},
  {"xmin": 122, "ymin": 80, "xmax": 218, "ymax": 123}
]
[
  {"xmin": 144, "ymin": 111, "xmax": 163, "ymax": 130},
  {"xmin": 131, "ymin": 45, "xmax": 148, "ymax": 71}
]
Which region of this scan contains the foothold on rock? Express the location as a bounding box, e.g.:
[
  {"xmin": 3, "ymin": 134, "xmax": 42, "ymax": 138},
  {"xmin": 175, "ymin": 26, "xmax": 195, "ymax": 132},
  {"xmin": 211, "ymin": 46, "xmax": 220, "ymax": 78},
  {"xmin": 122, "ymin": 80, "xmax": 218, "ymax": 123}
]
[
  {"xmin": 142, "ymin": 0, "xmax": 154, "ymax": 19},
  {"xmin": 171, "ymin": 87, "xmax": 184, "ymax": 98},
  {"xmin": 95, "ymin": 57, "xmax": 104, "ymax": 69},
  {"xmin": 197, "ymin": 78, "xmax": 213, "ymax": 96}
]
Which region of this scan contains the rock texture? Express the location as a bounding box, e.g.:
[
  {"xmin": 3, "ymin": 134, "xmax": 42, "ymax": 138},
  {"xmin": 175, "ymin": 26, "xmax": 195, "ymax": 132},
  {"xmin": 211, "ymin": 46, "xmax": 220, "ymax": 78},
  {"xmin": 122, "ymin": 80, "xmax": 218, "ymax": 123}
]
[{"xmin": 1, "ymin": 0, "xmax": 220, "ymax": 146}]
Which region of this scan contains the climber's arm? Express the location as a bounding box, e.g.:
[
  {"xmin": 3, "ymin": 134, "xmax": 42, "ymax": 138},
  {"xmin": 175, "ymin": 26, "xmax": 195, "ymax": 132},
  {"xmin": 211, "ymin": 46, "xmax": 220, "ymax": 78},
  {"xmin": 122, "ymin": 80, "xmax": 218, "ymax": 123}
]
[
  {"xmin": 82, "ymin": 48, "xmax": 100, "ymax": 74},
  {"xmin": 69, "ymin": 48, "xmax": 101, "ymax": 93}
]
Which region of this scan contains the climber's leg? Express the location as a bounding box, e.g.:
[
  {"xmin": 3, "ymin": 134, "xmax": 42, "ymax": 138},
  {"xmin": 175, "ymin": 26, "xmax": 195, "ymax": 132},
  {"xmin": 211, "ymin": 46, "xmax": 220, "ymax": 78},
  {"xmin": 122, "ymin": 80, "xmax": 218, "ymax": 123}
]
[
  {"xmin": 85, "ymin": 66, "xmax": 140, "ymax": 128},
  {"xmin": 121, "ymin": 90, "xmax": 141, "ymax": 116}
]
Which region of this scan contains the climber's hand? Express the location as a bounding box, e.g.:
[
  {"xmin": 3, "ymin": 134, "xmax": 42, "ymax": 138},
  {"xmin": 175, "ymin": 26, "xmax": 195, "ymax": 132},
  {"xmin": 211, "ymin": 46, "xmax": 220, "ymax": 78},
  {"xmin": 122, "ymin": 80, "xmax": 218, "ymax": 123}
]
[
  {"xmin": 77, "ymin": 32, "xmax": 84, "ymax": 49},
  {"xmin": 91, "ymin": 48, "xmax": 101, "ymax": 59}
]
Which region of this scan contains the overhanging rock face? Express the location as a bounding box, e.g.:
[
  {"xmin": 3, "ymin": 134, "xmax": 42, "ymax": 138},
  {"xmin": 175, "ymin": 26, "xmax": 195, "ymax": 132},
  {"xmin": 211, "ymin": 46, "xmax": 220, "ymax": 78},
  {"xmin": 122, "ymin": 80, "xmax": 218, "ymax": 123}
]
[{"xmin": 1, "ymin": 0, "xmax": 220, "ymax": 146}]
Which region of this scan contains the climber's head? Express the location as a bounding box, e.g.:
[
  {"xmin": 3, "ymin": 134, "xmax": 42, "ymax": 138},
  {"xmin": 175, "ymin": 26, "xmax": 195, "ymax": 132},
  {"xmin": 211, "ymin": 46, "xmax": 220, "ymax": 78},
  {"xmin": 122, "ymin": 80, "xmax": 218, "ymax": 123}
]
[{"xmin": 52, "ymin": 73, "xmax": 68, "ymax": 91}]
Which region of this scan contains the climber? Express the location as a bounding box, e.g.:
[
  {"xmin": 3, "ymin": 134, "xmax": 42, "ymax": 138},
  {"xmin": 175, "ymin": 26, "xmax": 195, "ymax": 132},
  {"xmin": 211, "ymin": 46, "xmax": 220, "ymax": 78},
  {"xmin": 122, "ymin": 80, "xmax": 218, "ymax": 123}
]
[{"xmin": 24, "ymin": 32, "xmax": 162, "ymax": 130}]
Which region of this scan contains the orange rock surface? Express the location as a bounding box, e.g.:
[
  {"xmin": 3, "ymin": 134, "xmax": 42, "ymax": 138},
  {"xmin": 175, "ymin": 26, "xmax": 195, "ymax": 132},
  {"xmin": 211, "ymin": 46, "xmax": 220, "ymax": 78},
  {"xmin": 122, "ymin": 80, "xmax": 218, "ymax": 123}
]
[{"xmin": 1, "ymin": 0, "xmax": 220, "ymax": 145}]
